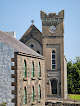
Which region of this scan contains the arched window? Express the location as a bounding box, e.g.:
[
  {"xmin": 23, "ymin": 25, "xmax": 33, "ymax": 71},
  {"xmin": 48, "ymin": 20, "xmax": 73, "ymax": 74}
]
[
  {"xmin": 32, "ymin": 62, "xmax": 34, "ymax": 77},
  {"xmin": 52, "ymin": 50, "xmax": 56, "ymax": 70},
  {"xmin": 23, "ymin": 87, "xmax": 27, "ymax": 104},
  {"xmin": 30, "ymin": 44, "xmax": 34, "ymax": 49},
  {"xmin": 51, "ymin": 79, "xmax": 57, "ymax": 94},
  {"xmin": 39, "ymin": 62, "xmax": 41, "ymax": 77},
  {"xmin": 32, "ymin": 86, "xmax": 34, "ymax": 102},
  {"xmin": 39, "ymin": 85, "xmax": 41, "ymax": 99},
  {"xmin": 23, "ymin": 60, "xmax": 27, "ymax": 78}
]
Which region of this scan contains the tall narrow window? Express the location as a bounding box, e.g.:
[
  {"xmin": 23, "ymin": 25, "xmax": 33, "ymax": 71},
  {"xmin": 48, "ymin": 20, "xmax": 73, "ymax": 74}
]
[
  {"xmin": 39, "ymin": 85, "xmax": 41, "ymax": 99},
  {"xmin": 23, "ymin": 87, "xmax": 27, "ymax": 104},
  {"xmin": 32, "ymin": 86, "xmax": 34, "ymax": 102},
  {"xmin": 32, "ymin": 62, "xmax": 34, "ymax": 77},
  {"xmin": 51, "ymin": 79, "xmax": 57, "ymax": 94},
  {"xmin": 52, "ymin": 50, "xmax": 56, "ymax": 70},
  {"xmin": 23, "ymin": 60, "xmax": 27, "ymax": 78},
  {"xmin": 39, "ymin": 62, "xmax": 41, "ymax": 77}
]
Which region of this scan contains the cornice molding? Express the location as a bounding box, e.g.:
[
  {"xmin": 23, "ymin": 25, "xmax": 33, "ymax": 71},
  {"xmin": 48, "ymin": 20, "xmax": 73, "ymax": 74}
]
[{"xmin": 42, "ymin": 36, "xmax": 64, "ymax": 39}]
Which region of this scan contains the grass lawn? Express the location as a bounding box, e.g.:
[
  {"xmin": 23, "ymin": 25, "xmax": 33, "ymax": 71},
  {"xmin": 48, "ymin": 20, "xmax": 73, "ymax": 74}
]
[{"xmin": 68, "ymin": 94, "xmax": 80, "ymax": 100}]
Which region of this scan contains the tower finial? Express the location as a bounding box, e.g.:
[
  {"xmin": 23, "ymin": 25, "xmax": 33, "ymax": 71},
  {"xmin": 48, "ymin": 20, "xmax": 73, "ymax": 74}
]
[{"xmin": 31, "ymin": 20, "xmax": 34, "ymax": 25}]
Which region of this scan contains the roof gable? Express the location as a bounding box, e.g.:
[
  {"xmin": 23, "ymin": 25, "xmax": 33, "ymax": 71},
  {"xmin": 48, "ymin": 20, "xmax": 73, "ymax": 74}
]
[{"xmin": 20, "ymin": 24, "xmax": 42, "ymax": 45}]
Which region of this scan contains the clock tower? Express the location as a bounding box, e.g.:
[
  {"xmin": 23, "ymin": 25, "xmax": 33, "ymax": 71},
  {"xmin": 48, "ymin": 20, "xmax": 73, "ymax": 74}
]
[{"xmin": 41, "ymin": 10, "xmax": 67, "ymax": 99}]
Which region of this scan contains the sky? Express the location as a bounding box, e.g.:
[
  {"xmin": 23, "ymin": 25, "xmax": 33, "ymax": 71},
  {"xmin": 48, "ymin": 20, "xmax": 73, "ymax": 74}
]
[{"xmin": 0, "ymin": 0, "xmax": 80, "ymax": 62}]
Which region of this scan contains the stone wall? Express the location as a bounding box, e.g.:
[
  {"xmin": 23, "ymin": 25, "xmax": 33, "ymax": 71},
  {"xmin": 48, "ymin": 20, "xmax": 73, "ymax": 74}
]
[
  {"xmin": 40, "ymin": 10, "xmax": 64, "ymax": 20},
  {"xmin": 25, "ymin": 38, "xmax": 42, "ymax": 55},
  {"xmin": 45, "ymin": 98, "xmax": 80, "ymax": 106},
  {"xmin": 0, "ymin": 40, "xmax": 15, "ymax": 106},
  {"xmin": 64, "ymin": 57, "xmax": 67, "ymax": 99},
  {"xmin": 45, "ymin": 103, "xmax": 80, "ymax": 106},
  {"xmin": 12, "ymin": 53, "xmax": 45, "ymax": 106}
]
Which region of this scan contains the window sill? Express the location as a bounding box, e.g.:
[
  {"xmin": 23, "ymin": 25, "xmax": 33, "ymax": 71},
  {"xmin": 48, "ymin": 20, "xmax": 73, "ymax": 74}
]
[
  {"xmin": 38, "ymin": 99, "xmax": 41, "ymax": 103},
  {"xmin": 38, "ymin": 77, "xmax": 42, "ymax": 80},
  {"xmin": 23, "ymin": 104, "xmax": 27, "ymax": 105},
  {"xmin": 31, "ymin": 102, "xmax": 36, "ymax": 105},
  {"xmin": 51, "ymin": 69, "xmax": 56, "ymax": 71},
  {"xmin": 47, "ymin": 94, "xmax": 58, "ymax": 98},
  {"xmin": 23, "ymin": 77, "xmax": 27, "ymax": 81},
  {"xmin": 47, "ymin": 70, "xmax": 57, "ymax": 72},
  {"xmin": 31, "ymin": 77, "xmax": 35, "ymax": 80}
]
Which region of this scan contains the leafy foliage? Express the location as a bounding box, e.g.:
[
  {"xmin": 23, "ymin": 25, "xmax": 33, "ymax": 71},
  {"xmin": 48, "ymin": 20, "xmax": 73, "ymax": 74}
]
[
  {"xmin": 67, "ymin": 57, "xmax": 80, "ymax": 94},
  {"xmin": 0, "ymin": 102, "xmax": 7, "ymax": 106}
]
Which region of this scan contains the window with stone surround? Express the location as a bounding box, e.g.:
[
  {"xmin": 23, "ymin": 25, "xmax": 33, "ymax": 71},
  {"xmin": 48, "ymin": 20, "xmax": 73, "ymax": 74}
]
[
  {"xmin": 32, "ymin": 62, "xmax": 34, "ymax": 77},
  {"xmin": 39, "ymin": 62, "xmax": 41, "ymax": 77},
  {"xmin": 52, "ymin": 50, "xmax": 56, "ymax": 70},
  {"xmin": 23, "ymin": 87, "xmax": 27, "ymax": 104},
  {"xmin": 23, "ymin": 60, "xmax": 27, "ymax": 78},
  {"xmin": 32, "ymin": 86, "xmax": 34, "ymax": 102},
  {"xmin": 39, "ymin": 84, "xmax": 41, "ymax": 100}
]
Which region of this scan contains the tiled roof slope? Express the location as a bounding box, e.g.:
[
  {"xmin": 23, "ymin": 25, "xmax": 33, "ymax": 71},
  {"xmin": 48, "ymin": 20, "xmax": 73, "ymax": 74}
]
[{"xmin": 0, "ymin": 31, "xmax": 44, "ymax": 58}]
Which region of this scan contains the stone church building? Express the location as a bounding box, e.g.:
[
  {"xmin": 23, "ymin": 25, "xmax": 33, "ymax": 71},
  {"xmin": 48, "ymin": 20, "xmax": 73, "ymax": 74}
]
[
  {"xmin": 2, "ymin": 10, "xmax": 80, "ymax": 106},
  {"xmin": 20, "ymin": 10, "xmax": 67, "ymax": 100}
]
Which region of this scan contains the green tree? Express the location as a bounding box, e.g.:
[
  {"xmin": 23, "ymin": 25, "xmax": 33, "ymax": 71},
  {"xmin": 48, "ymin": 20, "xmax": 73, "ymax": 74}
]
[{"xmin": 67, "ymin": 57, "xmax": 80, "ymax": 94}]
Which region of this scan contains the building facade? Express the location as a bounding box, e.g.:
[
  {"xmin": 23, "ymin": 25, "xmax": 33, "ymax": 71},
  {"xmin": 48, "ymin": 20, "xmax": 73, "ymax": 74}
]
[
  {"xmin": 20, "ymin": 10, "xmax": 67, "ymax": 100},
  {"xmin": 41, "ymin": 10, "xmax": 66, "ymax": 99},
  {"xmin": 0, "ymin": 31, "xmax": 45, "ymax": 106},
  {"xmin": 12, "ymin": 52, "xmax": 45, "ymax": 106}
]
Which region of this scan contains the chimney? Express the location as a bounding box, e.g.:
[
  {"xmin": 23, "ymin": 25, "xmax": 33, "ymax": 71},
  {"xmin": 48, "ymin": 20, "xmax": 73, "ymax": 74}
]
[{"xmin": 6, "ymin": 31, "xmax": 16, "ymax": 38}]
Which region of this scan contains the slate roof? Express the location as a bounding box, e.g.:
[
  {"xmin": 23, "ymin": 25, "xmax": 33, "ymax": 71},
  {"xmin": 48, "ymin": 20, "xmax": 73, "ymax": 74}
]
[{"xmin": 0, "ymin": 31, "xmax": 44, "ymax": 58}]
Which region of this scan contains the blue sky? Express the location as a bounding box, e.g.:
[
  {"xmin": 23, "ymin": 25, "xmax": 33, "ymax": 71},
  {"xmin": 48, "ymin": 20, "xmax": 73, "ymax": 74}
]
[{"xmin": 0, "ymin": 0, "xmax": 80, "ymax": 62}]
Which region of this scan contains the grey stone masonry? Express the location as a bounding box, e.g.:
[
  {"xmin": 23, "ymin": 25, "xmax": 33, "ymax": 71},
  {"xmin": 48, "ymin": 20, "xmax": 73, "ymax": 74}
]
[
  {"xmin": 0, "ymin": 40, "xmax": 16, "ymax": 106},
  {"xmin": 15, "ymin": 53, "xmax": 45, "ymax": 106}
]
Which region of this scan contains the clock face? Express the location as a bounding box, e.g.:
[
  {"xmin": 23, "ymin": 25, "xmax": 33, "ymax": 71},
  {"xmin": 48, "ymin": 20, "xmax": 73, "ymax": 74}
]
[{"xmin": 49, "ymin": 25, "xmax": 56, "ymax": 33}]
